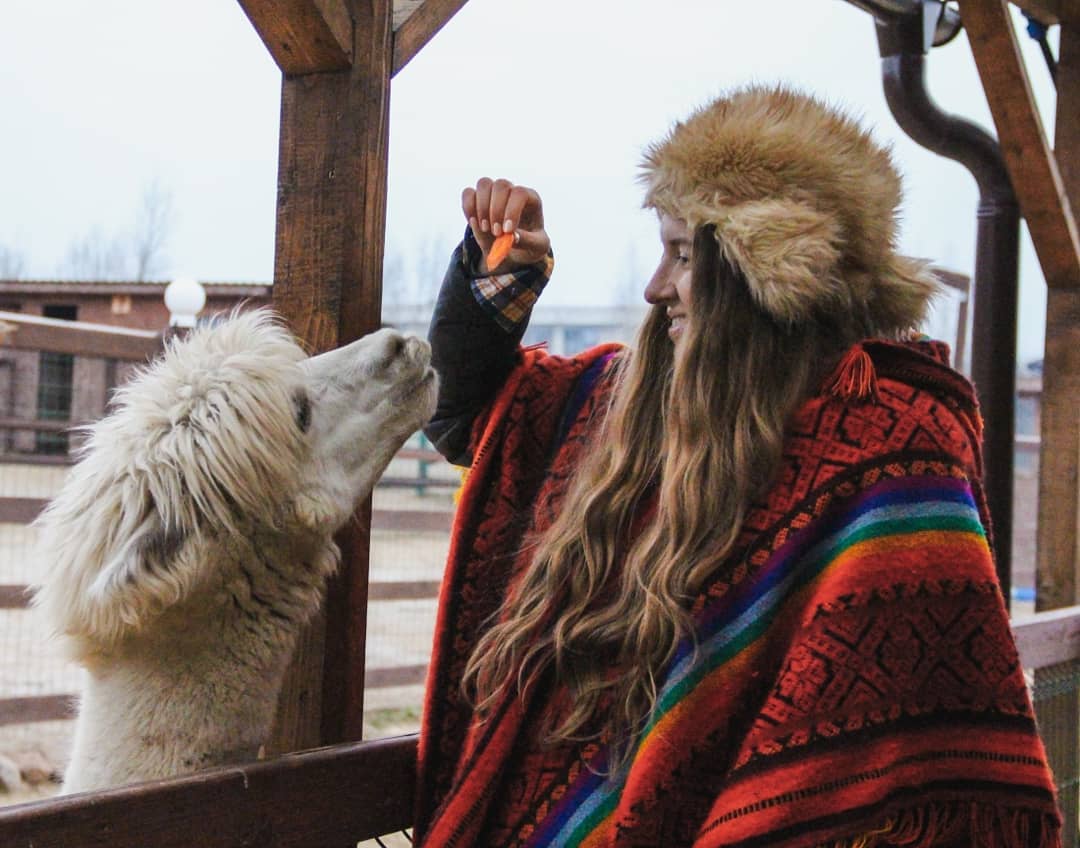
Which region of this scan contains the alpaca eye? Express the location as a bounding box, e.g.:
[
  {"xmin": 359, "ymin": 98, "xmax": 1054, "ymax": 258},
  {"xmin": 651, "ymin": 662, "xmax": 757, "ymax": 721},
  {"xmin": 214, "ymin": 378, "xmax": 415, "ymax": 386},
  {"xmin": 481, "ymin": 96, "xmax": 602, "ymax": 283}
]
[{"xmin": 294, "ymin": 390, "xmax": 312, "ymax": 433}]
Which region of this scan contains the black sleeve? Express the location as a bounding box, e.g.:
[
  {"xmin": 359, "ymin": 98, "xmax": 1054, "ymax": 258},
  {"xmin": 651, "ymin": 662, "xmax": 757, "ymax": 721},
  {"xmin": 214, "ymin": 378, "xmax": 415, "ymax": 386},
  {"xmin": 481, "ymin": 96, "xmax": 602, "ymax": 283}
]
[{"xmin": 422, "ymin": 233, "xmax": 544, "ymax": 466}]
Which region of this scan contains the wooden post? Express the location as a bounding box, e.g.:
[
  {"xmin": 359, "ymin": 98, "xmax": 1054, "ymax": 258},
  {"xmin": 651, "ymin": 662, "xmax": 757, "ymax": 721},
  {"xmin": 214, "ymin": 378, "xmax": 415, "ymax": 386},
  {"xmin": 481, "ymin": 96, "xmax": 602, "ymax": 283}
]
[
  {"xmin": 237, "ymin": 0, "xmax": 475, "ymax": 753},
  {"xmin": 958, "ymin": 0, "xmax": 1080, "ymax": 290},
  {"xmin": 1036, "ymin": 15, "xmax": 1080, "ymax": 844},
  {"xmin": 240, "ymin": 0, "xmax": 394, "ymax": 753},
  {"xmin": 961, "ymin": 2, "xmax": 1080, "ymax": 834},
  {"xmin": 1035, "ymin": 13, "xmax": 1080, "ymax": 611}
]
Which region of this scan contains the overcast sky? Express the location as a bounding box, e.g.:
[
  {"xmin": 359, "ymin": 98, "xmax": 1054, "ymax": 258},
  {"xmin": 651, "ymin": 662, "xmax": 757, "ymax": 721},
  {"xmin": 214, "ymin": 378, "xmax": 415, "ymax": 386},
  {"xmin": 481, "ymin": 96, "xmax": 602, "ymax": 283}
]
[{"xmin": 0, "ymin": 0, "xmax": 1059, "ymax": 366}]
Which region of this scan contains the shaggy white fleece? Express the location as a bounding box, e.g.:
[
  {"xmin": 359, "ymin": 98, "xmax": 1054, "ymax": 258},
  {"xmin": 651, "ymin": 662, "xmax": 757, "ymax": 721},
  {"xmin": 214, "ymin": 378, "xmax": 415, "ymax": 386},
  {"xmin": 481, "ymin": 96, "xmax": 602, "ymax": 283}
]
[{"xmin": 31, "ymin": 309, "xmax": 438, "ymax": 793}]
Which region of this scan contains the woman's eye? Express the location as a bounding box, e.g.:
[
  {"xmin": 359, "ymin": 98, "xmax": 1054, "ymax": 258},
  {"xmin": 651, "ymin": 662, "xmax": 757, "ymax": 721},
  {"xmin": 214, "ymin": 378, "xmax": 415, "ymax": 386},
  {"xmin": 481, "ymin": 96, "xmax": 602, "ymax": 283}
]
[{"xmin": 677, "ymin": 253, "xmax": 691, "ymax": 265}]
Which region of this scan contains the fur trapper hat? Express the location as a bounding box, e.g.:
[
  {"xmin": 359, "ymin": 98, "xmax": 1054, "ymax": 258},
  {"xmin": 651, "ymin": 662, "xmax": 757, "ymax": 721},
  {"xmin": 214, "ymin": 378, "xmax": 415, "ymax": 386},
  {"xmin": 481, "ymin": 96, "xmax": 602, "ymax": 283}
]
[{"xmin": 641, "ymin": 84, "xmax": 938, "ymax": 335}]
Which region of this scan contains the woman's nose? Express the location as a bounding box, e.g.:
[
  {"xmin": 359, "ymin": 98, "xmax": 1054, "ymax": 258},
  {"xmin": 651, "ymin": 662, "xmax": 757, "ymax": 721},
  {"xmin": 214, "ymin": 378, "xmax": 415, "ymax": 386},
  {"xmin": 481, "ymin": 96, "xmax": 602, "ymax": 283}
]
[{"xmin": 644, "ymin": 267, "xmax": 672, "ymax": 305}]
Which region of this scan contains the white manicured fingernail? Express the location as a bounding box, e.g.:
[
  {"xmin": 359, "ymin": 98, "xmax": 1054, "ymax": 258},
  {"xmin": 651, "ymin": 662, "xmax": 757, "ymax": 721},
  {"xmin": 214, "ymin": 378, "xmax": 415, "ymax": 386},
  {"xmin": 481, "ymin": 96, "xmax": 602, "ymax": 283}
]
[
  {"xmin": 480, "ymin": 219, "xmax": 490, "ymax": 233},
  {"xmin": 504, "ymin": 219, "xmax": 513, "ymax": 233},
  {"xmin": 492, "ymin": 221, "xmax": 502, "ymax": 236}
]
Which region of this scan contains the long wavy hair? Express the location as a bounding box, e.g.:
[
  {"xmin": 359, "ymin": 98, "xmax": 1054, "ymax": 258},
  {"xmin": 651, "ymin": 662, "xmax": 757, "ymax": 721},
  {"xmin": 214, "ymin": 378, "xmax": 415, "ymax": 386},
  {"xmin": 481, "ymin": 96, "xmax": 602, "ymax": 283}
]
[{"xmin": 462, "ymin": 226, "xmax": 872, "ymax": 766}]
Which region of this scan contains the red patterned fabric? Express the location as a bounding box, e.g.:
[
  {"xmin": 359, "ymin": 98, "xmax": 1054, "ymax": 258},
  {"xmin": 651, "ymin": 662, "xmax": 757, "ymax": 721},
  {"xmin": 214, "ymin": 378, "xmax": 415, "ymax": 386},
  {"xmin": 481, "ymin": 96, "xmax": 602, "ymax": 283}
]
[{"xmin": 415, "ymin": 340, "xmax": 1061, "ymax": 848}]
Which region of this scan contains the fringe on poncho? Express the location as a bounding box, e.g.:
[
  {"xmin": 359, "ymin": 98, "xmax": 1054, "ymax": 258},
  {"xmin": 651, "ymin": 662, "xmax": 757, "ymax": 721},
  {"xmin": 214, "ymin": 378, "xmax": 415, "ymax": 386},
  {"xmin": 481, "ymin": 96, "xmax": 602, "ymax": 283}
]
[{"xmin": 415, "ymin": 339, "xmax": 1061, "ymax": 848}]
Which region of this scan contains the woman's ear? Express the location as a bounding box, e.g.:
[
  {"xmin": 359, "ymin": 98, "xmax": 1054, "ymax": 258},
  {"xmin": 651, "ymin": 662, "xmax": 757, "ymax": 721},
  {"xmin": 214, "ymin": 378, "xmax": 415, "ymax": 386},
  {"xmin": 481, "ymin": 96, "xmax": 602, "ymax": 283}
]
[{"xmin": 715, "ymin": 199, "xmax": 847, "ymax": 323}]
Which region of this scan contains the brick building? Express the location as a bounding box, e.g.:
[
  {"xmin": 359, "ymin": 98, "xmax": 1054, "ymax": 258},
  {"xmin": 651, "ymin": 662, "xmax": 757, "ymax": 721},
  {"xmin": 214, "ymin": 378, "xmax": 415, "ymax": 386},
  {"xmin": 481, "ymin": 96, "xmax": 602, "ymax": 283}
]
[{"xmin": 0, "ymin": 279, "xmax": 269, "ymax": 455}]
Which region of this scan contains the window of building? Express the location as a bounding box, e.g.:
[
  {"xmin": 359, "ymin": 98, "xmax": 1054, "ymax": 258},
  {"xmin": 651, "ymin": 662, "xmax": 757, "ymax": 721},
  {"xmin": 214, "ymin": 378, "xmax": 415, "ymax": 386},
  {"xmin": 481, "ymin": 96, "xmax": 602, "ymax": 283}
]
[{"xmin": 35, "ymin": 305, "xmax": 77, "ymax": 454}]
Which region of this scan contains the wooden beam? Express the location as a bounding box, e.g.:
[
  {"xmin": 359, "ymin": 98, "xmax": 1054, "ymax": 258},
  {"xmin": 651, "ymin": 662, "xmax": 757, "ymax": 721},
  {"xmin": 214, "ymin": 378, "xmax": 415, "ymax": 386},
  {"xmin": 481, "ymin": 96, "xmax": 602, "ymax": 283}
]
[
  {"xmin": 960, "ymin": 0, "xmax": 1080, "ymax": 289},
  {"xmin": 0, "ymin": 585, "xmax": 32, "ymax": 610},
  {"xmin": 1012, "ymin": 605, "xmax": 1080, "ymax": 668},
  {"xmin": 267, "ymin": 0, "xmax": 394, "ymax": 753},
  {"xmin": 0, "ymin": 497, "xmax": 47, "ymax": 524},
  {"xmin": 392, "ymin": 0, "xmax": 470, "ymax": 76},
  {"xmin": 1032, "ymin": 20, "xmax": 1080, "ymax": 846},
  {"xmin": 1008, "ymin": 0, "xmax": 1080, "ymax": 25},
  {"xmin": 0, "ymin": 735, "xmax": 417, "ymax": 847},
  {"xmin": 0, "ymin": 695, "xmax": 73, "ymax": 727},
  {"xmin": 1035, "ymin": 23, "xmax": 1080, "ymax": 611},
  {"xmin": 236, "ymin": 0, "xmax": 352, "ymax": 75},
  {"xmin": 0, "ymin": 311, "xmax": 162, "ymax": 361}
]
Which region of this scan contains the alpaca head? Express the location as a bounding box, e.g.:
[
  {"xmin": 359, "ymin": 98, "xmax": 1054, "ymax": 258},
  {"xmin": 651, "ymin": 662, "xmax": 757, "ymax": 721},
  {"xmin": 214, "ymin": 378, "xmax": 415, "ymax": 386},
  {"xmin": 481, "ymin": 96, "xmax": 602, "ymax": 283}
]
[{"xmin": 31, "ymin": 309, "xmax": 438, "ymax": 656}]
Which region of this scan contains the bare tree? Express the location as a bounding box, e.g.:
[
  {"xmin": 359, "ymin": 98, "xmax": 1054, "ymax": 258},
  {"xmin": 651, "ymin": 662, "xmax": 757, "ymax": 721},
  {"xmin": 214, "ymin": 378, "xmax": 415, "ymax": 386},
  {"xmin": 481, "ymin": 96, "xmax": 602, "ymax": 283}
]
[
  {"xmin": 61, "ymin": 227, "xmax": 130, "ymax": 280},
  {"xmin": 59, "ymin": 179, "xmax": 174, "ymax": 281},
  {"xmin": 132, "ymin": 179, "xmax": 173, "ymax": 281},
  {"xmin": 0, "ymin": 245, "xmax": 26, "ymax": 279}
]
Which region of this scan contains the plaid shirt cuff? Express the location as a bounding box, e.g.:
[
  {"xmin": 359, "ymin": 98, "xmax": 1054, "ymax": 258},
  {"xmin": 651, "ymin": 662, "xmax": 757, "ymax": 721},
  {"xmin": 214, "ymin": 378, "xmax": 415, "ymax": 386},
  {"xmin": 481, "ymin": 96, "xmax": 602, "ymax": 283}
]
[{"xmin": 462, "ymin": 228, "xmax": 553, "ymax": 333}]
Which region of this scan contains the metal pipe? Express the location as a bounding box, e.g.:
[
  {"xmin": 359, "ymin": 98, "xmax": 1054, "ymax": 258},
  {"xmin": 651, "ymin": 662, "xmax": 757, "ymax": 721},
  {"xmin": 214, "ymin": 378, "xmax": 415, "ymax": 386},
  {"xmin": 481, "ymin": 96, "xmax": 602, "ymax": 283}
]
[
  {"xmin": 847, "ymin": 0, "xmax": 924, "ymax": 15},
  {"xmin": 876, "ymin": 11, "xmax": 1020, "ymax": 601},
  {"xmin": 846, "ymin": 0, "xmax": 962, "ymax": 46}
]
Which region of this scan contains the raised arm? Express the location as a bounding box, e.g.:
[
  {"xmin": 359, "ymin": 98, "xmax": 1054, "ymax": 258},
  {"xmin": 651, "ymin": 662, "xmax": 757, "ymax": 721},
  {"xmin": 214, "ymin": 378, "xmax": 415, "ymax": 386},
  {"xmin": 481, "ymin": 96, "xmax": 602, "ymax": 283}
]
[{"xmin": 424, "ymin": 179, "xmax": 552, "ymax": 465}]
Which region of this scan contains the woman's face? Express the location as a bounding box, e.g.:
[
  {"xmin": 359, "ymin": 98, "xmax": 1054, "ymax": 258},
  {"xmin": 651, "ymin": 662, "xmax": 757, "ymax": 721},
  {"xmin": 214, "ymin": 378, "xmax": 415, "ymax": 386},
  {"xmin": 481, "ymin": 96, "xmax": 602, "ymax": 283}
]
[{"xmin": 643, "ymin": 214, "xmax": 693, "ymax": 343}]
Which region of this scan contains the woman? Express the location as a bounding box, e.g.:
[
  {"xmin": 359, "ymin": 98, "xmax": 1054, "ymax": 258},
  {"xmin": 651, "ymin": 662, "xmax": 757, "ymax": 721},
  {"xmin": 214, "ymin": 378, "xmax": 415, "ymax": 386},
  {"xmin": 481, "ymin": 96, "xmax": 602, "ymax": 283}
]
[{"xmin": 416, "ymin": 85, "xmax": 1060, "ymax": 848}]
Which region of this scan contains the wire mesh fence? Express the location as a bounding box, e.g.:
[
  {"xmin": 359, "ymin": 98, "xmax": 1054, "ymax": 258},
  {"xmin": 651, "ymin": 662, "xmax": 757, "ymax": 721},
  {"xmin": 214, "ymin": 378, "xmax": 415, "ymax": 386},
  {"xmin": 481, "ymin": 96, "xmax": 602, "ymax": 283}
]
[{"xmin": 1026, "ymin": 646, "xmax": 1080, "ymax": 845}]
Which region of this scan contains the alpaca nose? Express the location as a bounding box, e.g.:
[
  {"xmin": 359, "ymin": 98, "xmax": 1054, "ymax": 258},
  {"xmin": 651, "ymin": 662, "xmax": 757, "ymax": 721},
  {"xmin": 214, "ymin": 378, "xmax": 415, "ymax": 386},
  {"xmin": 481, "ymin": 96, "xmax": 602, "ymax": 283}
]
[{"xmin": 383, "ymin": 331, "xmax": 406, "ymax": 360}]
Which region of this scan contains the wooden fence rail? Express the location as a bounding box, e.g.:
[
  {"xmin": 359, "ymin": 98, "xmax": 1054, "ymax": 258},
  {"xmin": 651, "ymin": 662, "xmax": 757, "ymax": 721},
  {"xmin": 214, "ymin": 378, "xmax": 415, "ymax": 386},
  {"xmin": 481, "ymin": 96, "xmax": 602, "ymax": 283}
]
[
  {"xmin": 0, "ymin": 311, "xmax": 163, "ymax": 361},
  {"xmin": 0, "ymin": 734, "xmax": 418, "ymax": 847}
]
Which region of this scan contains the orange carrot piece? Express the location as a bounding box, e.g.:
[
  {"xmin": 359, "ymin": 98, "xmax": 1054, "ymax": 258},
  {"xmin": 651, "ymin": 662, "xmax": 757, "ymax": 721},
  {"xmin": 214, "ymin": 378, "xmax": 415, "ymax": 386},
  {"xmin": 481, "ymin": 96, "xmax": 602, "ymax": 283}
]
[{"xmin": 488, "ymin": 232, "xmax": 514, "ymax": 269}]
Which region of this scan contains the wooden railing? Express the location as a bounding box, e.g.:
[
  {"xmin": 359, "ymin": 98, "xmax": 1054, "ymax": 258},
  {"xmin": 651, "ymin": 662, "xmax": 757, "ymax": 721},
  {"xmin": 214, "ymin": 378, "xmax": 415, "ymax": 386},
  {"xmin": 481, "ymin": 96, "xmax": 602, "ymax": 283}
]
[
  {"xmin": 0, "ymin": 310, "xmax": 164, "ymax": 361},
  {"xmin": 0, "ymin": 734, "xmax": 418, "ymax": 847}
]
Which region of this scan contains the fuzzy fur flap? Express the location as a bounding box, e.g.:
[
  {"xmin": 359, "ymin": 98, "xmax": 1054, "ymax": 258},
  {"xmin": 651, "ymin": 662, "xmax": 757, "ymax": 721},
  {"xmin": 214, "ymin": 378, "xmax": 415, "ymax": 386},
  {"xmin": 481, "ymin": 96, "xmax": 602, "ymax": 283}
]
[{"xmin": 641, "ymin": 84, "xmax": 938, "ymax": 334}]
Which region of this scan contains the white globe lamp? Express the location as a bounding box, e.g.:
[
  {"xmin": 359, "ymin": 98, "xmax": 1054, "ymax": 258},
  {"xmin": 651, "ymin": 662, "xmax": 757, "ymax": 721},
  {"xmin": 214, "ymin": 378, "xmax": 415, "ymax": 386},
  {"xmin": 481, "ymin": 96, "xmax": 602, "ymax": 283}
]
[{"xmin": 164, "ymin": 276, "xmax": 206, "ymax": 328}]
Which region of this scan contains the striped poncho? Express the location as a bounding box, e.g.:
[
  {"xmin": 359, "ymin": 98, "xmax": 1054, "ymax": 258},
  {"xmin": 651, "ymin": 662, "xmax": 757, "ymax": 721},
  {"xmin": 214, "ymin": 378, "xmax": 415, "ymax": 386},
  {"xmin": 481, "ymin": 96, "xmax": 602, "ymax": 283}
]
[{"xmin": 415, "ymin": 339, "xmax": 1061, "ymax": 848}]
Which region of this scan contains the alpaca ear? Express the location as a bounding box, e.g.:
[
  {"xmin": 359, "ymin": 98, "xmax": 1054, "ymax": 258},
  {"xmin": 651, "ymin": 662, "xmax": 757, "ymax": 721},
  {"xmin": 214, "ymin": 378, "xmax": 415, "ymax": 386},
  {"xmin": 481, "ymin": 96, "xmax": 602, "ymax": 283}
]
[
  {"xmin": 84, "ymin": 503, "xmax": 189, "ymax": 641},
  {"xmin": 715, "ymin": 199, "xmax": 846, "ymax": 323}
]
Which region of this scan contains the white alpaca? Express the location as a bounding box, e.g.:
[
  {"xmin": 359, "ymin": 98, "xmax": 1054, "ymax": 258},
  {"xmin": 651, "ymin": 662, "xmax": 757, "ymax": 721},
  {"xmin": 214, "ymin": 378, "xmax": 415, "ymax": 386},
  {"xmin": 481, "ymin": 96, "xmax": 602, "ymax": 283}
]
[{"xmin": 30, "ymin": 309, "xmax": 438, "ymax": 794}]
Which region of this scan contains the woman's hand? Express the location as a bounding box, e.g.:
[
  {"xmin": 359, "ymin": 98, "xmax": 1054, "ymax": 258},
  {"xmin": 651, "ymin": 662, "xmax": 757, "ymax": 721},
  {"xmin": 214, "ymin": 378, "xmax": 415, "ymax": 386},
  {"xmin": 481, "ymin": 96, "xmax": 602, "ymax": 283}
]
[{"xmin": 462, "ymin": 178, "xmax": 551, "ymax": 273}]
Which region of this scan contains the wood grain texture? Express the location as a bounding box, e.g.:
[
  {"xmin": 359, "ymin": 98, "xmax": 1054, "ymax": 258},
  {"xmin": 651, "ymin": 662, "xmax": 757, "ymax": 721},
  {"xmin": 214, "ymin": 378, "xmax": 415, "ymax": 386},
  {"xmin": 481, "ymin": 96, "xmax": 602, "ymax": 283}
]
[
  {"xmin": 959, "ymin": 0, "xmax": 1080, "ymax": 289},
  {"xmin": 1035, "ymin": 23, "xmax": 1080, "ymax": 612},
  {"xmin": 1032, "ymin": 22, "xmax": 1080, "ymax": 845},
  {"xmin": 0, "ymin": 695, "xmax": 73, "ymax": 727},
  {"xmin": 0, "ymin": 310, "xmax": 162, "ymax": 361},
  {"xmin": 1013, "ymin": 606, "xmax": 1080, "ymax": 669},
  {"xmin": 268, "ymin": 0, "xmax": 395, "ymax": 753},
  {"xmin": 392, "ymin": 0, "xmax": 470, "ymax": 76},
  {"xmin": 1008, "ymin": 0, "xmax": 1080, "ymax": 24},
  {"xmin": 236, "ymin": 0, "xmax": 352, "ymax": 74},
  {"xmin": 0, "ymin": 735, "xmax": 417, "ymax": 847}
]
